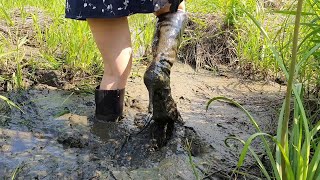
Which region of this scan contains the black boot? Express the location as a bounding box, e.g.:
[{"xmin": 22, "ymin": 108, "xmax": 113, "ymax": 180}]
[
  {"xmin": 144, "ymin": 11, "xmax": 187, "ymax": 146},
  {"xmin": 95, "ymin": 86, "xmax": 125, "ymax": 122}
]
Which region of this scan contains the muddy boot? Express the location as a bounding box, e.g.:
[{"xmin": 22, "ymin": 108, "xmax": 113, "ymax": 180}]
[
  {"xmin": 95, "ymin": 86, "xmax": 125, "ymax": 122},
  {"xmin": 144, "ymin": 11, "xmax": 187, "ymax": 146}
]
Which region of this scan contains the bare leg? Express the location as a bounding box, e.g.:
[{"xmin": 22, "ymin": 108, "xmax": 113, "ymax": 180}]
[
  {"xmin": 88, "ymin": 17, "xmax": 132, "ymax": 90},
  {"xmin": 88, "ymin": 17, "xmax": 131, "ymax": 121}
]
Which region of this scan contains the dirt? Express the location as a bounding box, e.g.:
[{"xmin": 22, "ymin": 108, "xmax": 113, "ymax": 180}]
[
  {"xmin": 0, "ymin": 63, "xmax": 284, "ymax": 179},
  {"xmin": 0, "ymin": 6, "xmax": 52, "ymax": 47}
]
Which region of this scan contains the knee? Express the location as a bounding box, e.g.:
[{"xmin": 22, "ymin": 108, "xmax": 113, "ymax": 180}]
[{"xmin": 103, "ymin": 47, "xmax": 132, "ymax": 77}]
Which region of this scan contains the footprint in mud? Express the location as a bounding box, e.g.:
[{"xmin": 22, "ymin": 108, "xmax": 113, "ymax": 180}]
[{"xmin": 182, "ymin": 126, "xmax": 215, "ymax": 157}]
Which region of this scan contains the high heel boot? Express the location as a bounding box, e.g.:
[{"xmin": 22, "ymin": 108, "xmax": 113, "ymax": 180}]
[{"xmin": 144, "ymin": 10, "xmax": 187, "ymax": 146}]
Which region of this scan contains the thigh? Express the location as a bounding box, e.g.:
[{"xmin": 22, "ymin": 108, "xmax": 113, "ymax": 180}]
[
  {"xmin": 87, "ymin": 17, "xmax": 132, "ymax": 58},
  {"xmin": 87, "ymin": 17, "xmax": 131, "ymax": 42},
  {"xmin": 154, "ymin": 0, "xmax": 186, "ymax": 16}
]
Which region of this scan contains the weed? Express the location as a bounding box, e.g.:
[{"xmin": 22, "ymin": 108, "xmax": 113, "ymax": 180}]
[
  {"xmin": 207, "ymin": 0, "xmax": 320, "ymax": 179},
  {"xmin": 185, "ymin": 138, "xmax": 200, "ymax": 180},
  {"xmin": 11, "ymin": 162, "xmax": 25, "ymax": 180},
  {"xmin": 0, "ymin": 95, "xmax": 23, "ymax": 113}
]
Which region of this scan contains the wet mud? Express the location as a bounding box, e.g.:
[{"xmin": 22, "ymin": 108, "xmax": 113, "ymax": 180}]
[{"xmin": 0, "ymin": 63, "xmax": 284, "ymax": 179}]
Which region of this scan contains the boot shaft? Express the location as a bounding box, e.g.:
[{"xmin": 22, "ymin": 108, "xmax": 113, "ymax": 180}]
[
  {"xmin": 95, "ymin": 86, "xmax": 125, "ymax": 122},
  {"xmin": 152, "ymin": 11, "xmax": 188, "ymax": 66}
]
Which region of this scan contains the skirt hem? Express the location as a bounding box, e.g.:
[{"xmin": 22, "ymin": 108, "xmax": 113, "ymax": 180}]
[{"xmin": 65, "ymin": 12, "xmax": 155, "ymax": 20}]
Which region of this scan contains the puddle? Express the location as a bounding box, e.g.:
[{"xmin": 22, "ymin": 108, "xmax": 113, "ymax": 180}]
[
  {"xmin": 11, "ymin": 139, "xmax": 29, "ymax": 153},
  {"xmin": 90, "ymin": 121, "xmax": 124, "ymax": 143}
]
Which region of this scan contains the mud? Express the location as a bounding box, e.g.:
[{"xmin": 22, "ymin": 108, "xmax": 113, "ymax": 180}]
[
  {"xmin": 0, "ymin": 6, "xmax": 52, "ymax": 47},
  {"xmin": 0, "ymin": 63, "xmax": 284, "ymax": 179}
]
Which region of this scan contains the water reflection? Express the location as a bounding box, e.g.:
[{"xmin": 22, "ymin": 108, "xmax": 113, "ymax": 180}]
[{"xmin": 90, "ymin": 121, "xmax": 120, "ymax": 142}]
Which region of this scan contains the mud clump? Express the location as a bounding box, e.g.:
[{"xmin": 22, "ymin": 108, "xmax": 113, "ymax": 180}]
[
  {"xmin": 133, "ymin": 113, "xmax": 150, "ymax": 129},
  {"xmin": 57, "ymin": 131, "xmax": 89, "ymax": 148},
  {"xmin": 34, "ymin": 69, "xmax": 69, "ymax": 88}
]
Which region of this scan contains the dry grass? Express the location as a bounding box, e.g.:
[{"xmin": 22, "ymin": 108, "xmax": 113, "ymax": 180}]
[{"xmin": 180, "ymin": 13, "xmax": 237, "ymax": 71}]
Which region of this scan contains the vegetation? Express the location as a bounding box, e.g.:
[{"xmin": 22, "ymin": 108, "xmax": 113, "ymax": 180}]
[
  {"xmin": 0, "ymin": 0, "xmax": 319, "ymax": 179},
  {"xmin": 0, "ymin": 95, "xmax": 23, "ymax": 112},
  {"xmin": 207, "ymin": 0, "xmax": 320, "ymax": 179},
  {"xmin": 0, "ymin": 0, "xmax": 319, "ymax": 94}
]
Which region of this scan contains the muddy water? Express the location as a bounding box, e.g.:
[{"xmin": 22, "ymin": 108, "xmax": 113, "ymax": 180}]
[{"xmin": 0, "ymin": 63, "xmax": 284, "ymax": 179}]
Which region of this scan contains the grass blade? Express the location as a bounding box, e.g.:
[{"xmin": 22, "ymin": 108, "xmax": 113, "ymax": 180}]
[
  {"xmin": 207, "ymin": 96, "xmax": 281, "ymax": 179},
  {"xmin": 225, "ymin": 136, "xmax": 271, "ymax": 180},
  {"xmin": 0, "ymin": 51, "xmax": 16, "ymax": 59},
  {"xmin": 307, "ymin": 142, "xmax": 320, "ymax": 180},
  {"xmin": 242, "ymin": 9, "xmax": 289, "ymax": 79},
  {"xmin": 276, "ymin": 101, "xmax": 286, "ymax": 176},
  {"xmin": 310, "ymin": 120, "xmax": 320, "ymax": 138},
  {"xmin": 272, "ymin": 10, "xmax": 315, "ymax": 16},
  {"xmin": 236, "ymin": 132, "xmax": 294, "ymax": 179},
  {"xmin": 298, "ymin": 27, "xmax": 320, "ymax": 50},
  {"xmin": 296, "ymin": 43, "xmax": 320, "ymax": 73},
  {"xmin": 293, "ymin": 86, "xmax": 311, "ymax": 179},
  {"xmin": 0, "ymin": 95, "xmax": 24, "ymax": 113},
  {"xmin": 237, "ymin": 132, "xmax": 268, "ymax": 167},
  {"xmin": 0, "ymin": 5, "xmax": 14, "ymax": 26}
]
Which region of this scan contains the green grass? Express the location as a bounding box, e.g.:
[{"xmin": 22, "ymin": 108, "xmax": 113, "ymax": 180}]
[
  {"xmin": 0, "ymin": 95, "xmax": 23, "ymax": 112},
  {"xmin": 0, "ymin": 0, "xmax": 224, "ymax": 90},
  {"xmin": 207, "ymin": 0, "xmax": 320, "ymax": 179},
  {"xmin": 232, "ymin": 0, "xmax": 320, "ymax": 95},
  {"xmin": 187, "ymin": 0, "xmax": 217, "ymax": 13},
  {"xmin": 0, "ymin": 0, "xmax": 319, "ymax": 94},
  {"xmin": 184, "ymin": 139, "xmax": 200, "ymax": 180}
]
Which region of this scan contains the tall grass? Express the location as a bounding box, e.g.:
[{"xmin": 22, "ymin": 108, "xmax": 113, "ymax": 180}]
[
  {"xmin": 232, "ymin": 0, "xmax": 320, "ymax": 96},
  {"xmin": 0, "ymin": 1, "xmax": 196, "ymax": 85},
  {"xmin": 1, "ymin": 0, "xmax": 319, "ymax": 93},
  {"xmin": 207, "ymin": 0, "xmax": 320, "ymax": 179}
]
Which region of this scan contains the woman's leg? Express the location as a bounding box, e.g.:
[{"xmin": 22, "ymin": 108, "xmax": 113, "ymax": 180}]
[
  {"xmin": 87, "ymin": 17, "xmax": 132, "ymax": 90},
  {"xmin": 144, "ymin": 1, "xmax": 187, "ymax": 147},
  {"xmin": 88, "ymin": 17, "xmax": 132, "ymax": 121}
]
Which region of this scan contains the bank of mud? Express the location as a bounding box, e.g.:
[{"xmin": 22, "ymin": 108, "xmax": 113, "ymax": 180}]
[{"xmin": 0, "ymin": 63, "xmax": 284, "ymax": 179}]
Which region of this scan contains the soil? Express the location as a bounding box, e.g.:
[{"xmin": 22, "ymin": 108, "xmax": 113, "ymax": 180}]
[{"xmin": 0, "ymin": 63, "xmax": 284, "ymax": 179}]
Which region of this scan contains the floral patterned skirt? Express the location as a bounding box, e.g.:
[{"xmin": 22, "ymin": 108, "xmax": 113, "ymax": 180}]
[{"xmin": 65, "ymin": 0, "xmax": 170, "ymax": 20}]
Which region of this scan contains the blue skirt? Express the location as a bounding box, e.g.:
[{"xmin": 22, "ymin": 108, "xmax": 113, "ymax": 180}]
[{"xmin": 65, "ymin": 0, "xmax": 170, "ymax": 20}]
